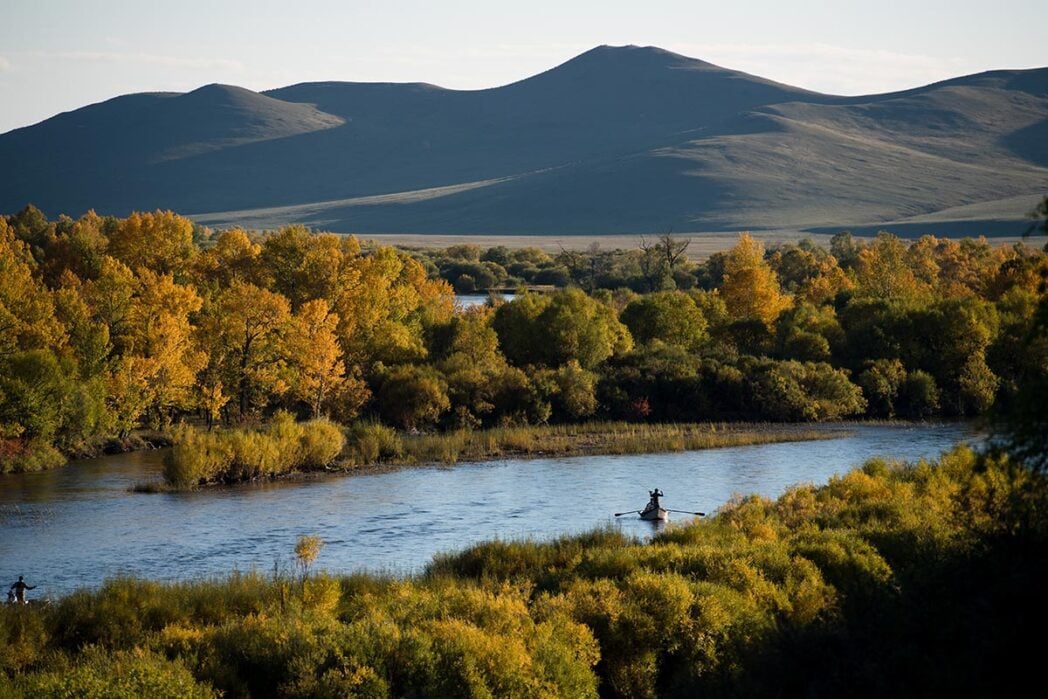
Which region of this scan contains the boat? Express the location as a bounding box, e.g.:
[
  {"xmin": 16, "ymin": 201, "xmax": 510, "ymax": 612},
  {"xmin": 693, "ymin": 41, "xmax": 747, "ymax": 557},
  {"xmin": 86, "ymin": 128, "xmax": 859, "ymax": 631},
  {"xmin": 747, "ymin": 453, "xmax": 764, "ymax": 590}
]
[
  {"xmin": 639, "ymin": 503, "xmax": 669, "ymax": 521},
  {"xmin": 615, "ymin": 488, "xmax": 703, "ymax": 521}
]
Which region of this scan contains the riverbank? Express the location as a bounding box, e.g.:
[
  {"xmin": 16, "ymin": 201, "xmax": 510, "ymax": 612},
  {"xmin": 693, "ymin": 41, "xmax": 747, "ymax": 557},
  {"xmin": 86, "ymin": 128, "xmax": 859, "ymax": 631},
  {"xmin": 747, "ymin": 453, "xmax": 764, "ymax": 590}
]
[
  {"xmin": 390, "ymin": 421, "xmax": 840, "ymax": 465},
  {"xmin": 4, "ymin": 445, "xmax": 1043, "ymax": 697},
  {"xmin": 146, "ymin": 420, "xmax": 843, "ymax": 491}
]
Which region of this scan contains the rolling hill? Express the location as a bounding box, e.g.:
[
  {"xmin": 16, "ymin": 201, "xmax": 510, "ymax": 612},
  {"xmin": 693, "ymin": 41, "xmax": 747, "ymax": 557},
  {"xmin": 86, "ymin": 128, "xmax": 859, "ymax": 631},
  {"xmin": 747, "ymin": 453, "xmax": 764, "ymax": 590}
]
[{"xmin": 2, "ymin": 45, "xmax": 1046, "ymax": 236}]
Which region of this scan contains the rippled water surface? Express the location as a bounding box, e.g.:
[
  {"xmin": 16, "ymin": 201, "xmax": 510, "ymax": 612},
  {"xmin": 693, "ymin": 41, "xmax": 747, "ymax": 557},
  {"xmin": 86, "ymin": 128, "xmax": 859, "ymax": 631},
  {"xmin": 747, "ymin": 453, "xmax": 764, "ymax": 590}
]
[{"xmin": 0, "ymin": 424, "xmax": 975, "ymax": 596}]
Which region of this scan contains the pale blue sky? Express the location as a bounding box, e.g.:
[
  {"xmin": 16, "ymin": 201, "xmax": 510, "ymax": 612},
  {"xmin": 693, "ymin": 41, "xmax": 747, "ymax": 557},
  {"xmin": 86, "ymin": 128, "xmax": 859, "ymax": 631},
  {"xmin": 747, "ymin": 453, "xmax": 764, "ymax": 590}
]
[{"xmin": 1, "ymin": 0, "xmax": 1045, "ymax": 133}]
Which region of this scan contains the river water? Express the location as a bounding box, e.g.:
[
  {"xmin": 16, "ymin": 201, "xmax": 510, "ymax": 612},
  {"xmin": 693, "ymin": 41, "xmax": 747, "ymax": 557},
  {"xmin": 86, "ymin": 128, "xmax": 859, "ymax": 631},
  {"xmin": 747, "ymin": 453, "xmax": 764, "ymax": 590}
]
[
  {"xmin": 0, "ymin": 423, "xmax": 975, "ymax": 597},
  {"xmin": 455, "ymin": 292, "xmax": 515, "ymax": 309}
]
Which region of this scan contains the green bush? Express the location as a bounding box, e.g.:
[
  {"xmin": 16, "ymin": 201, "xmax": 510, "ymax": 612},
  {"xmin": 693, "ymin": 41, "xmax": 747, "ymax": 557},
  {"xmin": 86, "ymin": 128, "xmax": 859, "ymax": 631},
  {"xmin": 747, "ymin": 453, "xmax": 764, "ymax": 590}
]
[
  {"xmin": 346, "ymin": 421, "xmax": 403, "ymax": 464},
  {"xmin": 15, "ymin": 648, "xmax": 216, "ymax": 698}
]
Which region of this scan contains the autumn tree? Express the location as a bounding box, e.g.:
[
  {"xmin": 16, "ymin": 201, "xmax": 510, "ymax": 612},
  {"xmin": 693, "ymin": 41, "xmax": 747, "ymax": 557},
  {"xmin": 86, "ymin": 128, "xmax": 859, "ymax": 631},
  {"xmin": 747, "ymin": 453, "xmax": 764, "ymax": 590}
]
[
  {"xmin": 261, "ymin": 226, "xmax": 345, "ymax": 308},
  {"xmin": 191, "ymin": 228, "xmax": 266, "ymax": 291},
  {"xmin": 107, "ymin": 211, "xmax": 195, "ymax": 276},
  {"xmin": 0, "ymin": 218, "xmax": 65, "ymax": 357},
  {"xmin": 332, "ymin": 246, "xmax": 454, "ymax": 367},
  {"xmin": 121, "ymin": 268, "xmax": 205, "ymax": 426},
  {"xmin": 720, "ymin": 234, "xmax": 792, "ymax": 326},
  {"xmin": 853, "ymin": 232, "xmax": 933, "ymax": 303},
  {"xmin": 285, "ymin": 299, "xmax": 348, "ymax": 418},
  {"xmin": 196, "ymin": 281, "xmax": 291, "ymax": 419}
]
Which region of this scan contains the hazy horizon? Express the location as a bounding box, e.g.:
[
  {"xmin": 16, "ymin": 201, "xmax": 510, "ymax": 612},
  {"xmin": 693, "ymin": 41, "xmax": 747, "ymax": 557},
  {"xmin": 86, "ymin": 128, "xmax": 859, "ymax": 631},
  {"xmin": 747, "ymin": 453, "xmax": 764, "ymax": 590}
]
[{"xmin": 2, "ymin": 0, "xmax": 1046, "ymax": 134}]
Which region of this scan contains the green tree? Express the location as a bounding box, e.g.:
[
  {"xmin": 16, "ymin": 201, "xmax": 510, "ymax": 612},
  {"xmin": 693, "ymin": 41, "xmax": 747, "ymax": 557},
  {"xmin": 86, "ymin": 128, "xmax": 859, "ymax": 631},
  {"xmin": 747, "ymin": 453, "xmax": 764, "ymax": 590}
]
[
  {"xmin": 620, "ymin": 291, "xmax": 708, "ymax": 351},
  {"xmin": 377, "ymin": 365, "xmax": 451, "ymax": 429}
]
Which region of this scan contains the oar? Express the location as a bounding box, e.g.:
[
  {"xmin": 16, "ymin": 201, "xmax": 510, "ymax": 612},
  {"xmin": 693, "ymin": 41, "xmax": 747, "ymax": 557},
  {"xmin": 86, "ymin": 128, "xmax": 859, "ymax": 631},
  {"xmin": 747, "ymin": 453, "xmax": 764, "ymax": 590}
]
[
  {"xmin": 614, "ymin": 510, "xmax": 642, "ymax": 517},
  {"xmin": 664, "ymin": 509, "xmax": 705, "ymax": 516}
]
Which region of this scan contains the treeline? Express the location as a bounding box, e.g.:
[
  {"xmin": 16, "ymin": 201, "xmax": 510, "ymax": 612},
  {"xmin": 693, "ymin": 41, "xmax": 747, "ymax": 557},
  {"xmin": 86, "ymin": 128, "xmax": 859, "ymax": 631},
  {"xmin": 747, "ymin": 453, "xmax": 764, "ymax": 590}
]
[
  {"xmin": 2, "ymin": 446, "xmax": 1045, "ymax": 696},
  {"xmin": 1, "ymin": 204, "xmax": 1046, "ymax": 472}
]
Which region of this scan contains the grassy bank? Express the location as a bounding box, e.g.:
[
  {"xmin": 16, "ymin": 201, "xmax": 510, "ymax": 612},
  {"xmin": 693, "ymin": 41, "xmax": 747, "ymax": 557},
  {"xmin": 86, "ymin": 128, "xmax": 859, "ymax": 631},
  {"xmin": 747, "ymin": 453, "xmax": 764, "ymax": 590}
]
[
  {"xmin": 388, "ymin": 421, "xmax": 838, "ymax": 466},
  {"xmin": 4, "ymin": 445, "xmax": 1046, "ymax": 697},
  {"xmin": 155, "ymin": 420, "xmax": 840, "ymax": 490}
]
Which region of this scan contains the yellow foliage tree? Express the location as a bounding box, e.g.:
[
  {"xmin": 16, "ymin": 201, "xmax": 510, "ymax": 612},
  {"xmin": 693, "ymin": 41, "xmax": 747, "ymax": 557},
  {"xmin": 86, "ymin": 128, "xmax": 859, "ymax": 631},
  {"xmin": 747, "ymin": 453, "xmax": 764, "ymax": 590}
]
[
  {"xmin": 191, "ymin": 228, "xmax": 265, "ymax": 291},
  {"xmin": 333, "ymin": 246, "xmax": 454, "ymax": 367},
  {"xmin": 0, "ymin": 218, "xmax": 65, "ymax": 357},
  {"xmin": 854, "ymin": 232, "xmax": 933, "ymax": 303},
  {"xmin": 287, "ymin": 299, "xmax": 346, "ymax": 418},
  {"xmin": 107, "ymin": 210, "xmax": 196, "ymax": 275},
  {"xmin": 720, "ymin": 234, "xmax": 792, "ymax": 326},
  {"xmin": 196, "ymin": 281, "xmax": 291, "ymax": 418},
  {"xmin": 124, "ymin": 269, "xmax": 206, "ymax": 425}
]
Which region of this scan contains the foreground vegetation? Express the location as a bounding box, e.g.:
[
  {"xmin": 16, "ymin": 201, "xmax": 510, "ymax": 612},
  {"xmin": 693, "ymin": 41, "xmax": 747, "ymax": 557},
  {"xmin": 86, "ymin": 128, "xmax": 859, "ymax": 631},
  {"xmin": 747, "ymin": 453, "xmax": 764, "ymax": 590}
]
[
  {"xmin": 2, "ymin": 204, "xmax": 1046, "ymax": 473},
  {"xmin": 2, "ymin": 445, "xmax": 1045, "ymax": 697}
]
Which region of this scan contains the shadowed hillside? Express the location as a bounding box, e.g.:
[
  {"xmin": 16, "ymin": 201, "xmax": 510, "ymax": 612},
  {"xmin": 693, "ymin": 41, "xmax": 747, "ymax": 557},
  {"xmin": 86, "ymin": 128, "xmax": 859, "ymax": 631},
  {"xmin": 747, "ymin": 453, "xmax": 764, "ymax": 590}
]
[{"xmin": 2, "ymin": 45, "xmax": 1046, "ymax": 235}]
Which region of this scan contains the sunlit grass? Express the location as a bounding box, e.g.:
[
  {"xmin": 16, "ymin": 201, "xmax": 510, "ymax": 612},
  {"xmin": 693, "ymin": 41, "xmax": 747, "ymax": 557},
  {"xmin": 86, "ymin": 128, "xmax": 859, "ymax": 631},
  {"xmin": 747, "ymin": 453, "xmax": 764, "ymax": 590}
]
[{"xmin": 393, "ymin": 421, "xmax": 837, "ymax": 466}]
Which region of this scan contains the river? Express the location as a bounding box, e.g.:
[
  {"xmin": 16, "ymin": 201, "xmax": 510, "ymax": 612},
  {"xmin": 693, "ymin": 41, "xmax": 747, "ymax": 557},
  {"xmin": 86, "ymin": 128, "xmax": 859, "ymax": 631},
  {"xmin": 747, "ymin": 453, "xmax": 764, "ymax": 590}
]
[
  {"xmin": 0, "ymin": 423, "xmax": 975, "ymax": 597},
  {"xmin": 455, "ymin": 292, "xmax": 515, "ymax": 309}
]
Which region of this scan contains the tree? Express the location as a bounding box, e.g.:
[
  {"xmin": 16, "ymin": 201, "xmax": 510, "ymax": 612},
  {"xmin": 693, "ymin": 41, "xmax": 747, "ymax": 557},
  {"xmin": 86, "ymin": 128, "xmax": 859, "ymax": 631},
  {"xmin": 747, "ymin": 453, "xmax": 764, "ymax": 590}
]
[
  {"xmin": 856, "ymin": 359, "xmax": 907, "ymax": 418},
  {"xmin": 776, "ymin": 303, "xmax": 843, "ymax": 363},
  {"xmin": 853, "ymin": 232, "xmax": 932, "ymax": 303},
  {"xmin": 333, "ymin": 246, "xmax": 454, "ymax": 367},
  {"xmin": 620, "ymin": 291, "xmax": 708, "ymax": 351},
  {"xmin": 745, "ymin": 359, "xmax": 866, "ymax": 421},
  {"xmin": 550, "ymin": 360, "xmax": 599, "ymax": 419},
  {"xmin": 0, "ymin": 349, "xmax": 73, "ymax": 443},
  {"xmin": 830, "ymin": 231, "xmax": 861, "ymax": 270},
  {"xmin": 197, "ymin": 281, "xmax": 291, "ymax": 418},
  {"xmin": 261, "ymin": 226, "xmax": 345, "ymax": 308},
  {"xmin": 122, "ymin": 269, "xmax": 206, "ymax": 425},
  {"xmin": 286, "ymin": 299, "xmax": 345, "ymax": 418},
  {"xmin": 376, "ymin": 365, "xmax": 450, "ymax": 429},
  {"xmin": 0, "ymin": 218, "xmax": 66, "ymax": 358},
  {"xmin": 491, "ymin": 292, "xmax": 553, "ymax": 367},
  {"xmin": 191, "ymin": 228, "xmax": 266, "ymax": 290},
  {"xmin": 107, "ymin": 210, "xmax": 195, "ymax": 275},
  {"xmin": 720, "ymin": 234, "xmax": 791, "ymax": 326},
  {"xmin": 536, "ymin": 289, "xmax": 633, "ymax": 369}
]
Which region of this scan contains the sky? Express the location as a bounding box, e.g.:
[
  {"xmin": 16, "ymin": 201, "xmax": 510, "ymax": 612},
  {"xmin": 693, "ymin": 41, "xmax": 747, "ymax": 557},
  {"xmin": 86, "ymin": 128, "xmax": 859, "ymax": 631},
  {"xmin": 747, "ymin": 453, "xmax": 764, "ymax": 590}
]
[{"xmin": 1, "ymin": 0, "xmax": 1046, "ymax": 134}]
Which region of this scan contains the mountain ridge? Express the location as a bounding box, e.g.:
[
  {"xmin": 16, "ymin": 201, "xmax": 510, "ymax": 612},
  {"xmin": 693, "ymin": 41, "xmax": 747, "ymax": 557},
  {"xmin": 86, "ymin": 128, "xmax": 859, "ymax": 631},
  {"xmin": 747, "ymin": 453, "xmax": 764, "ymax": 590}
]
[{"xmin": 3, "ymin": 45, "xmax": 1046, "ymax": 236}]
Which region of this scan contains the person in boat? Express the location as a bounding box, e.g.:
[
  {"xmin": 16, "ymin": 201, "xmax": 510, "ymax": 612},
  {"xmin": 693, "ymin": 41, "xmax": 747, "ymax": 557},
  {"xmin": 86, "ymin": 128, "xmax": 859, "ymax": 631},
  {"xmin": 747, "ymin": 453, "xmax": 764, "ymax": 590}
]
[
  {"xmin": 646, "ymin": 488, "xmax": 664, "ymax": 511},
  {"xmin": 9, "ymin": 576, "xmax": 36, "ymax": 604}
]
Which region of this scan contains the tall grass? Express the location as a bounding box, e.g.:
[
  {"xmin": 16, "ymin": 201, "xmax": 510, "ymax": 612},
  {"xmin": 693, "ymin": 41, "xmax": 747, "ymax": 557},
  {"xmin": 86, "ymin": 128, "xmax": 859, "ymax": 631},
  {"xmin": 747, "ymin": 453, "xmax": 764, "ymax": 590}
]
[
  {"xmin": 163, "ymin": 412, "xmax": 345, "ymax": 488},
  {"xmin": 395, "ymin": 421, "xmax": 835, "ymax": 466}
]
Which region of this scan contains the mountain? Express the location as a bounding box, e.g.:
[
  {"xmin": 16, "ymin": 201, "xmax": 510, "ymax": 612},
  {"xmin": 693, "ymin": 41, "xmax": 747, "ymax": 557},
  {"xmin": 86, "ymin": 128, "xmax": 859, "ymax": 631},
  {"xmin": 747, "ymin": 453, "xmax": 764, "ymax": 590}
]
[{"xmin": 2, "ymin": 45, "xmax": 1046, "ymax": 236}]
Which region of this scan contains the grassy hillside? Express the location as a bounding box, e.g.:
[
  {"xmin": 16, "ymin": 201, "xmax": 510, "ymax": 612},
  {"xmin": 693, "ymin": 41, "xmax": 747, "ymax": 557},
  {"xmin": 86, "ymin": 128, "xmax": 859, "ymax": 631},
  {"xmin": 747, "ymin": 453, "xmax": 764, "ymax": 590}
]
[{"xmin": 2, "ymin": 45, "xmax": 1045, "ymax": 235}]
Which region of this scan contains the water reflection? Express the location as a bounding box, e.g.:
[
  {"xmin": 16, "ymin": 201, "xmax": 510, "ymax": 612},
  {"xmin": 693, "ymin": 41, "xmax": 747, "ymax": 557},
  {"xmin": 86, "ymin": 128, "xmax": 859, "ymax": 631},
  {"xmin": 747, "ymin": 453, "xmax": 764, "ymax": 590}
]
[{"xmin": 0, "ymin": 424, "xmax": 975, "ymax": 596}]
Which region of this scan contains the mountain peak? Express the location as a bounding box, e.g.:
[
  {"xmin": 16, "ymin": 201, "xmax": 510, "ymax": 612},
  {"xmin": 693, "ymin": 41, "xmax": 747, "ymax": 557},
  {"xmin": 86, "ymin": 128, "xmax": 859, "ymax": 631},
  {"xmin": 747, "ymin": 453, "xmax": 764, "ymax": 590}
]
[{"xmin": 564, "ymin": 43, "xmax": 712, "ymax": 70}]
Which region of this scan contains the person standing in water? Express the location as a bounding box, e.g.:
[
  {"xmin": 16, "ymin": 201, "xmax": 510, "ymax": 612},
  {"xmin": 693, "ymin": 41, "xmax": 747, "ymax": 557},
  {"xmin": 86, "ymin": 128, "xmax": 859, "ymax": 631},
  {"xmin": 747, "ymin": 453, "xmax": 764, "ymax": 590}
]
[{"xmin": 9, "ymin": 576, "xmax": 36, "ymax": 604}]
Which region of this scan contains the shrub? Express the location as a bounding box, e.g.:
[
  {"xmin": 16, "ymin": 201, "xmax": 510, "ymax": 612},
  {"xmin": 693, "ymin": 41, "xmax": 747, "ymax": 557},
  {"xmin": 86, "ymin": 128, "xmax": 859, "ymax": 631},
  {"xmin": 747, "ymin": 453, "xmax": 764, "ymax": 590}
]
[
  {"xmin": 298, "ymin": 418, "xmax": 346, "ymax": 468},
  {"xmin": 347, "ymin": 421, "xmax": 402, "ymax": 464},
  {"xmin": 14, "ymin": 647, "xmax": 217, "ymax": 699}
]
